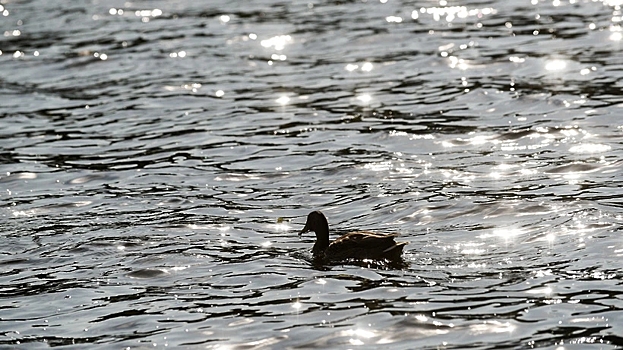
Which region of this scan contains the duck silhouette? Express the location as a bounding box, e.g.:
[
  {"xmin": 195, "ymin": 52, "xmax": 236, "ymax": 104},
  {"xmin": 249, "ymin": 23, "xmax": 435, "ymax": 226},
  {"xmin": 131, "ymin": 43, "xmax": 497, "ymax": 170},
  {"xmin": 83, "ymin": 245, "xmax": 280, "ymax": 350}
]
[{"xmin": 299, "ymin": 210, "xmax": 407, "ymax": 262}]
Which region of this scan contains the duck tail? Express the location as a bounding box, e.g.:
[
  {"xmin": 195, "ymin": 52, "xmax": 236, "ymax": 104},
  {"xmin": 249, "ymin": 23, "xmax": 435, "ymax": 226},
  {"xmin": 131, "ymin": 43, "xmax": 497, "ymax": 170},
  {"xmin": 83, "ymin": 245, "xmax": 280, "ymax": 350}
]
[
  {"xmin": 382, "ymin": 242, "xmax": 406, "ymax": 253},
  {"xmin": 382, "ymin": 242, "xmax": 407, "ymax": 260}
]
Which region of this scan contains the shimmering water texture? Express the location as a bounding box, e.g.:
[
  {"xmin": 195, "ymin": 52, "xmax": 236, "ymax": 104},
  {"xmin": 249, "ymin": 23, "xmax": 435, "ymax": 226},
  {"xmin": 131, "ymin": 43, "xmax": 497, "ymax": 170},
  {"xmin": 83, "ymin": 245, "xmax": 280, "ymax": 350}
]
[{"xmin": 2, "ymin": 0, "xmax": 623, "ymax": 348}]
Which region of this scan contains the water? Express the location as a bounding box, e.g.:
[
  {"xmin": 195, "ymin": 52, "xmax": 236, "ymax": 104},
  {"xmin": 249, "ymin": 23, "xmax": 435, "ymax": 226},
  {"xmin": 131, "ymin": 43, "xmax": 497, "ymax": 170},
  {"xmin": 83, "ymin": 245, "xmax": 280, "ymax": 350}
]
[{"xmin": 1, "ymin": 0, "xmax": 623, "ymax": 348}]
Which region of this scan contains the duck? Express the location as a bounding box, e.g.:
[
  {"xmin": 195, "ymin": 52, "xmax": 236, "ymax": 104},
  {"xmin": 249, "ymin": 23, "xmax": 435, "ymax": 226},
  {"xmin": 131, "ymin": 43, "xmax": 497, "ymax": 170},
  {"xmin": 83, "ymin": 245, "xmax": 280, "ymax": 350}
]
[{"xmin": 299, "ymin": 210, "xmax": 407, "ymax": 262}]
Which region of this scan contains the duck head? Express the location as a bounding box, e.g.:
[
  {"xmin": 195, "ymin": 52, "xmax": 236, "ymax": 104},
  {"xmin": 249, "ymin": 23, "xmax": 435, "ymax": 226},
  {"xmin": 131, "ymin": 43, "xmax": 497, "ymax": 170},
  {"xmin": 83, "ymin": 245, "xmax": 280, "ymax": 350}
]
[
  {"xmin": 299, "ymin": 210, "xmax": 328, "ymax": 235},
  {"xmin": 300, "ymin": 210, "xmax": 330, "ymax": 253}
]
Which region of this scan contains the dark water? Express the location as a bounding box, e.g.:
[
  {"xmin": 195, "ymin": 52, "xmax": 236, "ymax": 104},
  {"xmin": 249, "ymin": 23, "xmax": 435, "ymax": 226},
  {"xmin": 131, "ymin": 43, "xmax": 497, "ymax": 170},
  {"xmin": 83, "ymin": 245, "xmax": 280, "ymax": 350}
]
[{"xmin": 2, "ymin": 0, "xmax": 623, "ymax": 348}]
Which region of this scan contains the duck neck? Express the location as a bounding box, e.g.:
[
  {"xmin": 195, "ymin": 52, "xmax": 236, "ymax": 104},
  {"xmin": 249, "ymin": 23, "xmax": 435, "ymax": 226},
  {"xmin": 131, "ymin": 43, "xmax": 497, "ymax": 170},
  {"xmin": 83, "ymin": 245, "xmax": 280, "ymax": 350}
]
[{"xmin": 312, "ymin": 223, "xmax": 330, "ymax": 254}]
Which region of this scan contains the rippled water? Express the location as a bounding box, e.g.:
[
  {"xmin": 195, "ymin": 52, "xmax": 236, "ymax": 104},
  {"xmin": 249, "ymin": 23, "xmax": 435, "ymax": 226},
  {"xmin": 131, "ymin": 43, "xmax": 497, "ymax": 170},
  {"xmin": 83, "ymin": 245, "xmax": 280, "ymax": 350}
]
[{"xmin": 2, "ymin": 0, "xmax": 623, "ymax": 348}]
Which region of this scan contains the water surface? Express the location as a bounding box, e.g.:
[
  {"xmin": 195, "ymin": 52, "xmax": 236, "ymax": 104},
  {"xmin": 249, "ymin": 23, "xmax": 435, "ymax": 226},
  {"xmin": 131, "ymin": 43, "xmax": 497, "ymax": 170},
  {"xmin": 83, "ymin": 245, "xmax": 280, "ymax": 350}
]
[{"xmin": 1, "ymin": 0, "xmax": 623, "ymax": 348}]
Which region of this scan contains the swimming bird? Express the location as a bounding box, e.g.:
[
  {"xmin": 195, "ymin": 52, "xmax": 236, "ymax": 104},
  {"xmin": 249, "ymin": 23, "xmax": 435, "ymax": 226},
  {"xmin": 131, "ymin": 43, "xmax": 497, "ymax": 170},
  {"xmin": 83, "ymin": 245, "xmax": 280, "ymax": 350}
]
[{"xmin": 299, "ymin": 210, "xmax": 407, "ymax": 262}]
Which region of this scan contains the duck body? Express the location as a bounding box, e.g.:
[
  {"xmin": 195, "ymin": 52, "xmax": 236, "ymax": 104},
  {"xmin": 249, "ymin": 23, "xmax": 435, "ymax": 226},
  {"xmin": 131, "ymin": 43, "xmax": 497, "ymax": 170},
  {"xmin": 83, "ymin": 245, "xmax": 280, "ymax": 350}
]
[{"xmin": 299, "ymin": 210, "xmax": 407, "ymax": 262}]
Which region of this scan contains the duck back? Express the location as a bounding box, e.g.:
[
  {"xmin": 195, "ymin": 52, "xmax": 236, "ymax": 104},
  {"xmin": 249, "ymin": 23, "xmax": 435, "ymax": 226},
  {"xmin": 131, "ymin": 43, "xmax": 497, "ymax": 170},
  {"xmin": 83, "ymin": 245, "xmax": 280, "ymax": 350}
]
[{"xmin": 324, "ymin": 231, "xmax": 406, "ymax": 261}]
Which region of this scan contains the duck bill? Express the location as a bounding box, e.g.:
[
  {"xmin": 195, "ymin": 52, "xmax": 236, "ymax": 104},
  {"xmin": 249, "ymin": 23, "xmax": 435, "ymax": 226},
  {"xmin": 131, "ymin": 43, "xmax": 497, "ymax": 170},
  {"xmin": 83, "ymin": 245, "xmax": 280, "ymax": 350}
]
[{"xmin": 299, "ymin": 223, "xmax": 310, "ymax": 236}]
